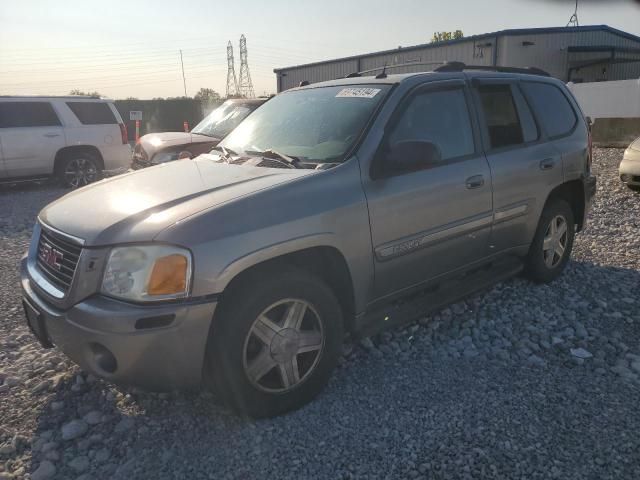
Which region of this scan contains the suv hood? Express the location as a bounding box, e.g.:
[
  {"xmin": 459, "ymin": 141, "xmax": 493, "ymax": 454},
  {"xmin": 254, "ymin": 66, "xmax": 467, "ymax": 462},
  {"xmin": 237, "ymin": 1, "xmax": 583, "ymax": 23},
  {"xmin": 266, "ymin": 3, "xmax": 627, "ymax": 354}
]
[{"xmin": 39, "ymin": 156, "xmax": 313, "ymax": 246}]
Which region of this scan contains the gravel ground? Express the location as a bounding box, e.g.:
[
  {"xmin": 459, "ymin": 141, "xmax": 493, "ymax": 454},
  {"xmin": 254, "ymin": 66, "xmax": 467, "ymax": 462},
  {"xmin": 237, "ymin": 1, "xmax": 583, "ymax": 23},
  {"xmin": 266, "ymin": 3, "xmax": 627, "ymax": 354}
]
[{"xmin": 1, "ymin": 148, "xmax": 639, "ymax": 480}]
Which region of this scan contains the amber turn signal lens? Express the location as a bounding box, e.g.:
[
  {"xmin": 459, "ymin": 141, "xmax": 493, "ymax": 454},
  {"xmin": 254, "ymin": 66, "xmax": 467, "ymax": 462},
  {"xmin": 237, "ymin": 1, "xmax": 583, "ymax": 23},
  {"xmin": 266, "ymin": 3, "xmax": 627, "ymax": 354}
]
[{"xmin": 147, "ymin": 254, "xmax": 188, "ymax": 295}]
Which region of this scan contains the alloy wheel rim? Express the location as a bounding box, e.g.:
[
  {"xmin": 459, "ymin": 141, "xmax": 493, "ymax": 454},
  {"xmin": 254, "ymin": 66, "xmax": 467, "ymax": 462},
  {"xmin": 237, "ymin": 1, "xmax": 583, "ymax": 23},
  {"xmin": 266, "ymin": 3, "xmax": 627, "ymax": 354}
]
[
  {"xmin": 64, "ymin": 158, "xmax": 97, "ymax": 188},
  {"xmin": 542, "ymin": 214, "xmax": 568, "ymax": 268},
  {"xmin": 243, "ymin": 299, "xmax": 324, "ymax": 393}
]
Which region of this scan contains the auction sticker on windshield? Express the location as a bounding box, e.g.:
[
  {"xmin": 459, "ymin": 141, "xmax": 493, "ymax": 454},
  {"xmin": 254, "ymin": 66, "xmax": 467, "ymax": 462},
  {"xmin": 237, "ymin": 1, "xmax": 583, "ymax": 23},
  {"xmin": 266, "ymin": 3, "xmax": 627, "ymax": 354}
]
[{"xmin": 335, "ymin": 87, "xmax": 381, "ymax": 98}]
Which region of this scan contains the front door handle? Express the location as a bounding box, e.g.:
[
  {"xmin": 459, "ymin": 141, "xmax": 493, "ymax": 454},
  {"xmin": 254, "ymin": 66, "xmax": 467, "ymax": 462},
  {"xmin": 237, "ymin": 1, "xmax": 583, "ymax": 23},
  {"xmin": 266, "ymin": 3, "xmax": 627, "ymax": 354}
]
[
  {"xmin": 540, "ymin": 158, "xmax": 556, "ymax": 170},
  {"xmin": 43, "ymin": 133, "xmax": 61, "ymax": 138},
  {"xmin": 465, "ymin": 175, "xmax": 485, "ymax": 189}
]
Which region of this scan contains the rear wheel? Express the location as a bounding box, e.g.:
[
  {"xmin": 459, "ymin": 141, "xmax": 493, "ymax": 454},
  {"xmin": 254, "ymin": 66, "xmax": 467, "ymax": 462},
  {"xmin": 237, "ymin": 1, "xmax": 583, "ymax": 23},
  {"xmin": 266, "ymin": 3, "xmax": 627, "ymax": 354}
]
[
  {"xmin": 204, "ymin": 267, "xmax": 343, "ymax": 418},
  {"xmin": 525, "ymin": 198, "xmax": 575, "ymax": 283},
  {"xmin": 58, "ymin": 155, "xmax": 101, "ymax": 188}
]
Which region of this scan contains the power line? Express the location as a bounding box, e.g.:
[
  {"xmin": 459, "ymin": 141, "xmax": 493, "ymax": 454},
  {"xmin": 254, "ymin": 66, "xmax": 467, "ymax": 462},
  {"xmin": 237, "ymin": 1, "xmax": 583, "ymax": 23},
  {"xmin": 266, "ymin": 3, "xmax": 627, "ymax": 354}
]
[{"xmin": 0, "ymin": 65, "xmax": 227, "ymax": 87}]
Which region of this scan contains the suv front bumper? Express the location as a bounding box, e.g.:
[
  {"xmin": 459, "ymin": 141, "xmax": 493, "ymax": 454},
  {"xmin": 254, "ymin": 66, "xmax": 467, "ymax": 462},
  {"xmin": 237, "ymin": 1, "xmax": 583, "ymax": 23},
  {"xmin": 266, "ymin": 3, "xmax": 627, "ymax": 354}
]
[{"xmin": 20, "ymin": 257, "xmax": 217, "ymax": 390}]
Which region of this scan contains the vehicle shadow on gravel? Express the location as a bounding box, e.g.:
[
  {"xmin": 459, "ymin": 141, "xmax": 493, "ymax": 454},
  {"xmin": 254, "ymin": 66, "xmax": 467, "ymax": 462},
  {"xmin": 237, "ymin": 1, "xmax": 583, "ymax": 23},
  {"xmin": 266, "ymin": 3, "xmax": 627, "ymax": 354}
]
[{"xmin": 24, "ymin": 259, "xmax": 640, "ymax": 479}]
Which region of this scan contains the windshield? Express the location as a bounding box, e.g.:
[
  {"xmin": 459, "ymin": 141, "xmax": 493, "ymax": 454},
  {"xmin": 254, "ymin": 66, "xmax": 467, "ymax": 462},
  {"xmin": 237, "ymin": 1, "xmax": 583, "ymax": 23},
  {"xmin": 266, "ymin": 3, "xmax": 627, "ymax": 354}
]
[
  {"xmin": 219, "ymin": 85, "xmax": 390, "ymax": 163},
  {"xmin": 191, "ymin": 101, "xmax": 253, "ymax": 138}
]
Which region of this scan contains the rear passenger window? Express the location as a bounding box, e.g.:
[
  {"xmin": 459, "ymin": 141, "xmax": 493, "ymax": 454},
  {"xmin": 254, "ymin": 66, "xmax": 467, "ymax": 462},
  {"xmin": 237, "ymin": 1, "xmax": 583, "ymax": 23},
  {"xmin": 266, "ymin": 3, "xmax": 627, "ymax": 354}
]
[
  {"xmin": 388, "ymin": 88, "xmax": 475, "ymax": 162},
  {"xmin": 477, "ymin": 85, "xmax": 524, "ymax": 149},
  {"xmin": 66, "ymin": 102, "xmax": 117, "ymax": 125},
  {"xmin": 520, "ymin": 82, "xmax": 577, "ymax": 138},
  {"xmin": 0, "ymin": 102, "xmax": 61, "ymax": 128}
]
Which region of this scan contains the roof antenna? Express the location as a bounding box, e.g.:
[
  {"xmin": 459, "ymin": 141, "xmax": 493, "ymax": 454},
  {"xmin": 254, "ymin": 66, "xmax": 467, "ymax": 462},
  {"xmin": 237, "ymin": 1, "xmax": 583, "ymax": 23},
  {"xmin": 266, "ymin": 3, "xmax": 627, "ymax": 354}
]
[
  {"xmin": 566, "ymin": 0, "xmax": 579, "ymax": 27},
  {"xmin": 375, "ymin": 64, "xmax": 388, "ymax": 79}
]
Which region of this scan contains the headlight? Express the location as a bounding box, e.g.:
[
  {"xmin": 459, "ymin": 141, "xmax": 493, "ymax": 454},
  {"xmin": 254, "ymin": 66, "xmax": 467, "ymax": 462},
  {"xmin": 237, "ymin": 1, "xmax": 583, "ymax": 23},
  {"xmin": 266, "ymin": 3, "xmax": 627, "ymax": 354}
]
[
  {"xmin": 151, "ymin": 151, "xmax": 179, "ymax": 164},
  {"xmin": 101, "ymin": 245, "xmax": 192, "ymax": 302}
]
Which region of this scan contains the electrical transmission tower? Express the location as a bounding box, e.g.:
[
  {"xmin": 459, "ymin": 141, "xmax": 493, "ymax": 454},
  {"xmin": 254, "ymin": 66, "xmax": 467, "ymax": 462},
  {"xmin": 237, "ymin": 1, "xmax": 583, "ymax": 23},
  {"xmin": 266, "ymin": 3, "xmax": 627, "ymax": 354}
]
[
  {"xmin": 238, "ymin": 34, "xmax": 255, "ymax": 98},
  {"xmin": 566, "ymin": 0, "xmax": 579, "ymax": 27},
  {"xmin": 226, "ymin": 41, "xmax": 239, "ymax": 98}
]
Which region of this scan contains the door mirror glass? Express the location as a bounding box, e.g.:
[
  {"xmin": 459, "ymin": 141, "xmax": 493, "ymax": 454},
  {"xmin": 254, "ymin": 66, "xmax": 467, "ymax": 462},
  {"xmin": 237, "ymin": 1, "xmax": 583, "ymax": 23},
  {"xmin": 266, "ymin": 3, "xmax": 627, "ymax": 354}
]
[{"xmin": 388, "ymin": 140, "xmax": 442, "ymax": 173}]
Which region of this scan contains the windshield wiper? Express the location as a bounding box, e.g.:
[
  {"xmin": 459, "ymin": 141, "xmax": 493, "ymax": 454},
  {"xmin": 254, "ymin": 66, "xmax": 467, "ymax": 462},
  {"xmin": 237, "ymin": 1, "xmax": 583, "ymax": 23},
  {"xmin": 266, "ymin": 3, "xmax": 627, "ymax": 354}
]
[
  {"xmin": 246, "ymin": 149, "xmax": 302, "ymax": 169},
  {"xmin": 212, "ymin": 145, "xmax": 237, "ymax": 164}
]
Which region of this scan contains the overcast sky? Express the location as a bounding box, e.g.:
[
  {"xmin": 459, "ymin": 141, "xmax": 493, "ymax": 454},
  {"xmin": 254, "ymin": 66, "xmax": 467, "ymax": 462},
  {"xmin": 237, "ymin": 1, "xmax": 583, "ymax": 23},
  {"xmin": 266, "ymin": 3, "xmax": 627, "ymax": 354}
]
[{"xmin": 1, "ymin": 0, "xmax": 639, "ymax": 99}]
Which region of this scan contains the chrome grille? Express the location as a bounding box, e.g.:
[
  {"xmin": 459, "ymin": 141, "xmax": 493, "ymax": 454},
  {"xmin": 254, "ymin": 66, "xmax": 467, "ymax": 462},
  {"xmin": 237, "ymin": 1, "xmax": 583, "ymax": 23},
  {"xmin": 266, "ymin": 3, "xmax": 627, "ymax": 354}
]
[{"xmin": 36, "ymin": 227, "xmax": 82, "ymax": 294}]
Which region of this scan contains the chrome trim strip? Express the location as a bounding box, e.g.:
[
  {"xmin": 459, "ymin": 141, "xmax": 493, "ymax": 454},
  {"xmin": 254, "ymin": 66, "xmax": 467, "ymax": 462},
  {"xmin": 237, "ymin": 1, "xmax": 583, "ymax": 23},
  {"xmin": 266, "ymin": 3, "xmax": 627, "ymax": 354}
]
[
  {"xmin": 375, "ymin": 213, "xmax": 493, "ymax": 261},
  {"xmin": 37, "ymin": 217, "xmax": 85, "ymax": 246},
  {"xmin": 493, "ymin": 203, "xmax": 529, "ymax": 223}
]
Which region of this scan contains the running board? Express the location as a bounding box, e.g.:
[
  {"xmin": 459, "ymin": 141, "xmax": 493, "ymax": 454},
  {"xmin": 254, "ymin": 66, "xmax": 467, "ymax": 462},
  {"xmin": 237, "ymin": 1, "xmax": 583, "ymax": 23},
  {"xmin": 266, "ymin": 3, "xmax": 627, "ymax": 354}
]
[{"xmin": 354, "ymin": 256, "xmax": 523, "ymax": 339}]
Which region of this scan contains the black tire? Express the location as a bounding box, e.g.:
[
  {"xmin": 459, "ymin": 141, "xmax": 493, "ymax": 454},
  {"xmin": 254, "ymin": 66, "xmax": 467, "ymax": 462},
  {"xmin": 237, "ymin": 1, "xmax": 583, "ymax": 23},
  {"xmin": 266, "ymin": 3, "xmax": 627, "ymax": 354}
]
[
  {"xmin": 204, "ymin": 267, "xmax": 343, "ymax": 418},
  {"xmin": 525, "ymin": 198, "xmax": 575, "ymax": 283},
  {"xmin": 58, "ymin": 154, "xmax": 102, "ymax": 188},
  {"xmin": 627, "ymin": 184, "xmax": 640, "ymax": 192}
]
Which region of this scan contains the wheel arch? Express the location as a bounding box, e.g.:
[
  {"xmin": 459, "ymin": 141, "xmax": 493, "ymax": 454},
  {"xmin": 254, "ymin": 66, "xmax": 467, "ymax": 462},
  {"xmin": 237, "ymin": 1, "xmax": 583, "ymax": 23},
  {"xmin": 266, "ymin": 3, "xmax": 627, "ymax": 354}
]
[
  {"xmin": 54, "ymin": 145, "xmax": 105, "ymax": 173},
  {"xmin": 543, "ymin": 179, "xmax": 586, "ymax": 231},
  {"xmin": 216, "ymin": 245, "xmax": 357, "ymax": 334}
]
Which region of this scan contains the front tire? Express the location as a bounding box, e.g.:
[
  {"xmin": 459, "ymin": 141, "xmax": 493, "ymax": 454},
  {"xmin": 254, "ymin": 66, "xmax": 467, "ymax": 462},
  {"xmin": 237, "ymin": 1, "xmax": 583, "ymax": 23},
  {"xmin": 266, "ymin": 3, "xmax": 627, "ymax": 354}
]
[
  {"xmin": 525, "ymin": 198, "xmax": 575, "ymax": 283},
  {"xmin": 58, "ymin": 155, "xmax": 101, "ymax": 188},
  {"xmin": 204, "ymin": 267, "xmax": 343, "ymax": 418}
]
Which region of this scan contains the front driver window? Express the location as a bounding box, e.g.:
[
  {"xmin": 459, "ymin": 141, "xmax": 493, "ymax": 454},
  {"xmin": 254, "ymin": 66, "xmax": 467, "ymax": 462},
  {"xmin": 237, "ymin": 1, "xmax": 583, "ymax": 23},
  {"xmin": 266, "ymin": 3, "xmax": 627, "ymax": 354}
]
[{"xmin": 388, "ymin": 88, "xmax": 475, "ymax": 163}]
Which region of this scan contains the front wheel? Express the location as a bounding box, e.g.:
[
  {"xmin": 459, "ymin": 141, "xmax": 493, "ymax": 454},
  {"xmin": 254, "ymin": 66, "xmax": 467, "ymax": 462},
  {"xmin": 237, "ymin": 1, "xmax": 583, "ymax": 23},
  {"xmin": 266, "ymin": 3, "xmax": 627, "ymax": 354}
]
[
  {"xmin": 59, "ymin": 155, "xmax": 101, "ymax": 188},
  {"xmin": 525, "ymin": 198, "xmax": 575, "ymax": 283},
  {"xmin": 204, "ymin": 267, "xmax": 343, "ymax": 418}
]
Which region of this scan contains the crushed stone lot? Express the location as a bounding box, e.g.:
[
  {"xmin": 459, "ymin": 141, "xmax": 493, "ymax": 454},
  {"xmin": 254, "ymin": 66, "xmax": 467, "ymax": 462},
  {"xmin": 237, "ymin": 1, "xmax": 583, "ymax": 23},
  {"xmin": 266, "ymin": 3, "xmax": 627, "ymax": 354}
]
[{"xmin": 1, "ymin": 148, "xmax": 639, "ymax": 480}]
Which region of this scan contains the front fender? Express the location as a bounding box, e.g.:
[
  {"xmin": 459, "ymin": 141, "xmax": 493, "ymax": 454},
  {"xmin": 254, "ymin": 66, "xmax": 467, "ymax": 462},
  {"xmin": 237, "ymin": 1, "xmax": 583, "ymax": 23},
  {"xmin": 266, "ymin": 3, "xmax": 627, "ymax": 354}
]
[
  {"xmin": 157, "ymin": 159, "xmax": 375, "ymax": 314},
  {"xmin": 214, "ymin": 232, "xmax": 343, "ymax": 292}
]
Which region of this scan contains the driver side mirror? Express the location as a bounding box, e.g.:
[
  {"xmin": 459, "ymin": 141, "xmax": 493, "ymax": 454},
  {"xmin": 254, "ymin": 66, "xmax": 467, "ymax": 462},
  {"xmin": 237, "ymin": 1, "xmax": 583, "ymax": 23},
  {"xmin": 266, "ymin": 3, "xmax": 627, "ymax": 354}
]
[{"xmin": 382, "ymin": 140, "xmax": 442, "ymax": 176}]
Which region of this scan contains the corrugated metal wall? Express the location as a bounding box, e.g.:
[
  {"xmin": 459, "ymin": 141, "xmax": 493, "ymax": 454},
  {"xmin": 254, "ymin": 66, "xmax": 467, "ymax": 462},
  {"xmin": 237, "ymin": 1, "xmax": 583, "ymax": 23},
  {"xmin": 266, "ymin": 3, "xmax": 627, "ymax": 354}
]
[
  {"xmin": 499, "ymin": 31, "xmax": 640, "ymax": 81},
  {"xmin": 357, "ymin": 39, "xmax": 492, "ymax": 74},
  {"xmin": 277, "ymin": 59, "xmax": 358, "ymax": 91},
  {"xmin": 275, "ymin": 29, "xmax": 640, "ymax": 91}
]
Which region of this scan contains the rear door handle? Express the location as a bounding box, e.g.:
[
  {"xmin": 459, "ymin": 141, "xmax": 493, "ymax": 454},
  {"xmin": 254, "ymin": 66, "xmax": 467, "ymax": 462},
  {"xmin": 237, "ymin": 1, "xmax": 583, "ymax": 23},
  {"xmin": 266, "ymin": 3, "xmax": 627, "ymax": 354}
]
[
  {"xmin": 465, "ymin": 175, "xmax": 485, "ymax": 189},
  {"xmin": 43, "ymin": 133, "xmax": 61, "ymax": 138},
  {"xmin": 540, "ymin": 158, "xmax": 556, "ymax": 170}
]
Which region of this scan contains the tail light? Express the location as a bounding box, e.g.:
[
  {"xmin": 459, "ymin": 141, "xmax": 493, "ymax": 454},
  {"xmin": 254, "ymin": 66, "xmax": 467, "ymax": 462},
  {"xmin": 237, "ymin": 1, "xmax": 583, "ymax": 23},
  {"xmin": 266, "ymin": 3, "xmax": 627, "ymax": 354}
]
[{"xmin": 119, "ymin": 123, "xmax": 128, "ymax": 144}]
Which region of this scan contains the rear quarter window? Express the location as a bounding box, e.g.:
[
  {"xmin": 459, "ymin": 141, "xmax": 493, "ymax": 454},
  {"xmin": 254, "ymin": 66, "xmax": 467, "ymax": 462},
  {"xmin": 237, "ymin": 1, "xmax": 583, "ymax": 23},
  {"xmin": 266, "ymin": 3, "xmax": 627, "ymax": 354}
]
[
  {"xmin": 520, "ymin": 82, "xmax": 577, "ymax": 138},
  {"xmin": 66, "ymin": 102, "xmax": 117, "ymax": 125},
  {"xmin": 0, "ymin": 102, "xmax": 61, "ymax": 128}
]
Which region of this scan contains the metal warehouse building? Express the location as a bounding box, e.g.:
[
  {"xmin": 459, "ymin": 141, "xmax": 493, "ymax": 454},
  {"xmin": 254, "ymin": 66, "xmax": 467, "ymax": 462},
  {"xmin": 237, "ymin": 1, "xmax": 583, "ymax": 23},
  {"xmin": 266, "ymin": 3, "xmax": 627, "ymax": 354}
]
[{"xmin": 273, "ymin": 25, "xmax": 640, "ymax": 92}]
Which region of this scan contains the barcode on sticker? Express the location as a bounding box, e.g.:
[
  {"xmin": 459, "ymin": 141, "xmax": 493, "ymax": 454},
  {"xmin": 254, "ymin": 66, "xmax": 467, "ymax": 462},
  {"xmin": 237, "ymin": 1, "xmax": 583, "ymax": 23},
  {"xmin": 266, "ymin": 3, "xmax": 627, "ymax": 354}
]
[{"xmin": 335, "ymin": 88, "xmax": 381, "ymax": 99}]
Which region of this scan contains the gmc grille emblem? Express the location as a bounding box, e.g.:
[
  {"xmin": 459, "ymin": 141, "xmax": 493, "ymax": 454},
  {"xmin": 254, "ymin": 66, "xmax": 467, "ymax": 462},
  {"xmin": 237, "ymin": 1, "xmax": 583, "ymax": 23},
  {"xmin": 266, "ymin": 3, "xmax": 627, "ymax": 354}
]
[{"xmin": 39, "ymin": 242, "xmax": 64, "ymax": 271}]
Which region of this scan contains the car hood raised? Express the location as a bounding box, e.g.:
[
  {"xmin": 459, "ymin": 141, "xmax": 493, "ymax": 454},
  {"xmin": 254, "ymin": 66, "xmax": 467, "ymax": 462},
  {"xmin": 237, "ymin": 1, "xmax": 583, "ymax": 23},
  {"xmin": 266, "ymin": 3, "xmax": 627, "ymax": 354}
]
[{"xmin": 39, "ymin": 156, "xmax": 313, "ymax": 246}]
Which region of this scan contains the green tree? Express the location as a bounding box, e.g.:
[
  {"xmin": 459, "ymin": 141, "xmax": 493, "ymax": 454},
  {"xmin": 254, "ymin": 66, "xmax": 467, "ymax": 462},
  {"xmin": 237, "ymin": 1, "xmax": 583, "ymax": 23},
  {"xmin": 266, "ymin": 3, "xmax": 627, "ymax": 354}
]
[
  {"xmin": 194, "ymin": 88, "xmax": 222, "ymax": 105},
  {"xmin": 431, "ymin": 30, "xmax": 464, "ymax": 43}
]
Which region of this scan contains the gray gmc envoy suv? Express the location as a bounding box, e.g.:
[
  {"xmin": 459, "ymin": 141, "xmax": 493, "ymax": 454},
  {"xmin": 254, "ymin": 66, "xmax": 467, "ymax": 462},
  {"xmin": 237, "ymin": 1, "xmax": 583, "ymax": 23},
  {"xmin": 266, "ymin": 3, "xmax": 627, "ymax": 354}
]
[{"xmin": 21, "ymin": 63, "xmax": 596, "ymax": 417}]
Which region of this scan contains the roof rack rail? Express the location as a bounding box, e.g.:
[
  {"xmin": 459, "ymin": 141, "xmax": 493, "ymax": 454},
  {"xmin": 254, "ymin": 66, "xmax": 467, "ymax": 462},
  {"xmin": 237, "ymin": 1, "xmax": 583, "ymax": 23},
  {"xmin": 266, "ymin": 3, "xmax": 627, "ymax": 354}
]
[
  {"xmin": 343, "ymin": 61, "xmax": 550, "ymax": 79},
  {"xmin": 434, "ymin": 62, "xmax": 550, "ymax": 76},
  {"xmin": 344, "ymin": 61, "xmax": 450, "ymax": 78}
]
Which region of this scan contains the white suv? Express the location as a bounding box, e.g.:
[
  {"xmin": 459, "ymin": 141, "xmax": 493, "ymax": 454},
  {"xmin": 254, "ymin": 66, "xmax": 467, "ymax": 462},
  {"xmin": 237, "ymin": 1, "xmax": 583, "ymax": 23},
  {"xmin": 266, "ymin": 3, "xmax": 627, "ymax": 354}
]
[{"xmin": 0, "ymin": 96, "xmax": 131, "ymax": 187}]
